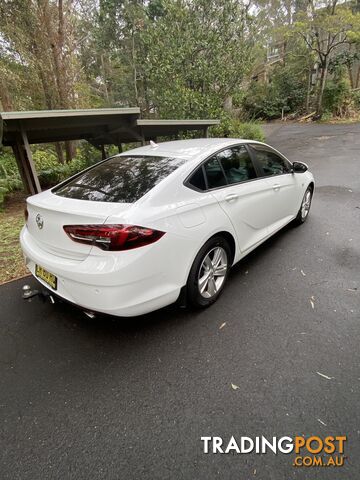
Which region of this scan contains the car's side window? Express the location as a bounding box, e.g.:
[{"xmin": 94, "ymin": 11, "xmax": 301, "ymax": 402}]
[
  {"xmin": 203, "ymin": 157, "xmax": 227, "ymax": 189},
  {"xmin": 250, "ymin": 145, "xmax": 291, "ymax": 176},
  {"xmin": 188, "ymin": 166, "xmax": 206, "ymax": 190},
  {"xmin": 215, "ymin": 146, "xmax": 257, "ymax": 185}
]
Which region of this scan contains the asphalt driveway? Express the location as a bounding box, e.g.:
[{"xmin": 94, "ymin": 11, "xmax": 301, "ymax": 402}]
[{"xmin": 0, "ymin": 123, "xmax": 359, "ymax": 479}]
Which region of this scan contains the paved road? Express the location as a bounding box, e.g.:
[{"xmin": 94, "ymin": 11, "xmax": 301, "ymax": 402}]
[{"xmin": 0, "ymin": 123, "xmax": 359, "ymax": 479}]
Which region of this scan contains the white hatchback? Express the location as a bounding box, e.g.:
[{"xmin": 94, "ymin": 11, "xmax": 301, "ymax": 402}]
[{"xmin": 20, "ymin": 138, "xmax": 314, "ymax": 317}]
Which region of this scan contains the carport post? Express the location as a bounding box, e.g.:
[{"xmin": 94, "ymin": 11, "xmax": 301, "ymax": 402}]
[
  {"xmin": 101, "ymin": 144, "xmax": 107, "ymax": 160},
  {"xmin": 203, "ymin": 127, "xmax": 209, "ymax": 138},
  {"xmin": 11, "ymin": 126, "xmax": 41, "ymax": 195}
]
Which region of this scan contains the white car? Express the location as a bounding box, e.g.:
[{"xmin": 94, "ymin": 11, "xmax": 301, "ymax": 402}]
[{"xmin": 20, "ymin": 138, "xmax": 314, "ymax": 317}]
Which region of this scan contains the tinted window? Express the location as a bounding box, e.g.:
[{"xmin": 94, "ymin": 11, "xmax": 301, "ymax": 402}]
[
  {"xmin": 204, "ymin": 157, "xmax": 227, "ymax": 189},
  {"xmin": 188, "ymin": 167, "xmax": 206, "ymax": 190},
  {"xmin": 54, "ymin": 155, "xmax": 186, "ymax": 203},
  {"xmin": 216, "ymin": 146, "xmax": 256, "ymax": 184},
  {"xmin": 250, "ymin": 145, "xmax": 291, "ymax": 176}
]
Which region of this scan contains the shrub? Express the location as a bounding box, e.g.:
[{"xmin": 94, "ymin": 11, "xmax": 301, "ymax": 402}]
[
  {"xmin": 242, "ymin": 65, "xmax": 307, "ymax": 120},
  {"xmin": 0, "ymin": 142, "xmax": 102, "ymax": 207},
  {"xmin": 351, "ymin": 90, "xmax": 360, "ymax": 109},
  {"xmin": 242, "ymin": 82, "xmax": 285, "ymax": 120},
  {"xmin": 210, "ymin": 118, "xmax": 265, "ymax": 141},
  {"xmin": 322, "ymin": 79, "xmax": 351, "ymax": 115},
  {"xmin": 0, "ymin": 149, "xmax": 22, "ymax": 208}
]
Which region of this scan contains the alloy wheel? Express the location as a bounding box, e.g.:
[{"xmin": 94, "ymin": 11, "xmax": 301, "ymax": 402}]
[
  {"xmin": 301, "ymin": 189, "xmax": 312, "ymax": 219},
  {"xmin": 198, "ymin": 247, "xmax": 228, "ymax": 299}
]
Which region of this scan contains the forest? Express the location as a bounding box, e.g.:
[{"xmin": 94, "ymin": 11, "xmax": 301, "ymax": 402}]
[{"xmin": 0, "ymin": 0, "xmax": 360, "ymax": 204}]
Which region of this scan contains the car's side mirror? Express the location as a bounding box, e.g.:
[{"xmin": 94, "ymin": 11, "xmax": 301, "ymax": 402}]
[{"xmin": 292, "ymin": 161, "xmax": 308, "ymax": 173}]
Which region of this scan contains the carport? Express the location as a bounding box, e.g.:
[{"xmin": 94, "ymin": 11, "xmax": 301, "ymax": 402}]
[{"xmin": 0, "ymin": 108, "xmax": 219, "ymax": 195}]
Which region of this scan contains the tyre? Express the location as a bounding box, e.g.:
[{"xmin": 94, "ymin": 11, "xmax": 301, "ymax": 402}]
[
  {"xmin": 187, "ymin": 236, "xmax": 231, "ymax": 308},
  {"xmin": 293, "ymin": 185, "xmax": 313, "ymax": 226}
]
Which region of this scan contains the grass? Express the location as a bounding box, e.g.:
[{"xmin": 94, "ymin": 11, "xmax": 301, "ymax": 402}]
[{"xmin": 0, "ymin": 192, "xmax": 29, "ymax": 284}]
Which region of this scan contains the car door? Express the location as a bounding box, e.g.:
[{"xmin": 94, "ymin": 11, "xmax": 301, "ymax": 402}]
[
  {"xmin": 203, "ymin": 145, "xmax": 275, "ymax": 253},
  {"xmin": 248, "ymin": 144, "xmax": 299, "ymax": 234}
]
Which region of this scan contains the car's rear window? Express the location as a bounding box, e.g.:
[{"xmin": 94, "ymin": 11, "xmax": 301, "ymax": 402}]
[{"xmin": 53, "ymin": 155, "xmax": 186, "ymax": 203}]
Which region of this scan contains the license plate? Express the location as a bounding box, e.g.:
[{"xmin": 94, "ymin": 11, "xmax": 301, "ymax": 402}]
[{"xmin": 35, "ymin": 265, "xmax": 57, "ymax": 290}]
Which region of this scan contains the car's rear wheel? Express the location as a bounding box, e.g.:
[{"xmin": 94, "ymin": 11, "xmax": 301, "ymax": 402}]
[
  {"xmin": 187, "ymin": 236, "xmax": 231, "ymax": 308},
  {"xmin": 294, "ymin": 185, "xmax": 313, "ymax": 225}
]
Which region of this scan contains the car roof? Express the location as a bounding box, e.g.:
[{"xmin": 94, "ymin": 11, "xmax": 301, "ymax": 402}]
[{"xmin": 118, "ymin": 138, "xmax": 265, "ymax": 162}]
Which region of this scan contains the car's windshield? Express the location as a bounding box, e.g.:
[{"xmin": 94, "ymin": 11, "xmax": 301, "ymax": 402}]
[{"xmin": 53, "ymin": 155, "xmax": 186, "ymax": 203}]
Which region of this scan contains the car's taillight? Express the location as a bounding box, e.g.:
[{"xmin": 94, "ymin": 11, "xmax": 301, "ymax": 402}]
[{"xmin": 63, "ymin": 224, "xmax": 165, "ymax": 251}]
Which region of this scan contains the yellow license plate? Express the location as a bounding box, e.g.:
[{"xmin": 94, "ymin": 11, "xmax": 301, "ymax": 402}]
[{"xmin": 35, "ymin": 265, "xmax": 57, "ymax": 290}]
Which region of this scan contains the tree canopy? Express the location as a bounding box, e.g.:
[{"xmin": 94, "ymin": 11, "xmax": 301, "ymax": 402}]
[{"xmin": 1, "ymin": 0, "xmax": 360, "ymax": 120}]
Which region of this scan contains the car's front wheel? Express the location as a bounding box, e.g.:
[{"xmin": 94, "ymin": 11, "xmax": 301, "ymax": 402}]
[
  {"xmin": 294, "ymin": 185, "xmax": 313, "ymax": 225},
  {"xmin": 187, "ymin": 236, "xmax": 231, "ymax": 308}
]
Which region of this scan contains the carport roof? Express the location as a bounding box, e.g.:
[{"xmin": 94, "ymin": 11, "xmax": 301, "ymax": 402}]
[
  {"xmin": 0, "ymin": 107, "xmax": 219, "ymax": 196},
  {"xmin": 0, "ymin": 108, "xmax": 219, "ymax": 146}
]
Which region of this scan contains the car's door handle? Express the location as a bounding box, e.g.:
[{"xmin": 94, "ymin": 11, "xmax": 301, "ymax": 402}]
[
  {"xmin": 272, "ymin": 184, "xmax": 281, "ymax": 191},
  {"xmin": 225, "ymin": 193, "xmax": 238, "ymax": 202}
]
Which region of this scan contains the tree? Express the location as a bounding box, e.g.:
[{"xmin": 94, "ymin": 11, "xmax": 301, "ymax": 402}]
[
  {"xmin": 0, "ymin": 0, "xmax": 89, "ymax": 161},
  {"xmin": 140, "ymin": 0, "xmax": 258, "ymax": 118},
  {"xmin": 293, "ymin": 0, "xmax": 360, "ymax": 115}
]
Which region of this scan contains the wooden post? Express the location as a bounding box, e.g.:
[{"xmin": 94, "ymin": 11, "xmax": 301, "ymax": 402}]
[
  {"xmin": 101, "ymin": 144, "xmax": 107, "ymax": 160},
  {"xmin": 12, "ymin": 127, "xmax": 41, "ymax": 195},
  {"xmin": 139, "ymin": 127, "xmax": 146, "ymax": 146}
]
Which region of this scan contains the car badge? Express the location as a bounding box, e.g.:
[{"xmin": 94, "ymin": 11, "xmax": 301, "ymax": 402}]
[{"xmin": 36, "ymin": 214, "xmax": 44, "ymax": 230}]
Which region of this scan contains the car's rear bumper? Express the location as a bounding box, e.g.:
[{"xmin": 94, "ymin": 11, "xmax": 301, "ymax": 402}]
[{"xmin": 20, "ymin": 226, "xmax": 184, "ymax": 317}]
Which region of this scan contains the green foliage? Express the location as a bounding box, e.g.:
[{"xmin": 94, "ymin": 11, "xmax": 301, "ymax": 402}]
[
  {"xmin": 0, "ymin": 143, "xmax": 102, "ymax": 207},
  {"xmin": 0, "ymin": 150, "xmax": 22, "ymax": 207},
  {"xmin": 322, "ymin": 79, "xmax": 351, "ymax": 114},
  {"xmin": 351, "ymin": 89, "xmax": 360, "ymax": 109},
  {"xmin": 242, "ymin": 82, "xmax": 284, "ymax": 120},
  {"xmin": 139, "ymin": 0, "xmax": 258, "ymax": 119},
  {"xmin": 292, "ymin": 5, "xmax": 360, "ymax": 114},
  {"xmin": 243, "ymin": 60, "xmax": 307, "ymax": 120},
  {"xmin": 210, "ymin": 118, "xmax": 265, "ymax": 141}
]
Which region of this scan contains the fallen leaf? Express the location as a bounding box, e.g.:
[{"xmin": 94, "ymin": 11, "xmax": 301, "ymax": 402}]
[
  {"xmin": 317, "ymin": 418, "xmax": 327, "ymax": 426},
  {"xmin": 219, "ymin": 322, "xmax": 226, "ymax": 330},
  {"xmin": 347, "ymin": 288, "xmax": 357, "ymax": 292},
  {"xmin": 310, "ymin": 298, "xmax": 315, "ymax": 309},
  {"xmin": 348, "ymin": 189, "xmax": 353, "ymax": 193},
  {"xmin": 231, "ymin": 383, "xmax": 239, "ymax": 390},
  {"xmin": 316, "ymin": 371, "xmax": 333, "ymax": 380},
  {"xmin": 253, "ymin": 469, "xmax": 257, "ymax": 475},
  {"xmin": 300, "ymin": 269, "xmax": 306, "ymax": 276}
]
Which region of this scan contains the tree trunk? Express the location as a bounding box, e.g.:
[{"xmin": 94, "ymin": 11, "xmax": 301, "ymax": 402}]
[
  {"xmin": 0, "ymin": 78, "xmax": 13, "ymax": 111},
  {"xmin": 55, "ymin": 142, "xmax": 64, "ymax": 164},
  {"xmin": 65, "ymin": 141, "xmax": 75, "ymax": 163},
  {"xmin": 100, "ymin": 53, "xmax": 110, "ymax": 105},
  {"xmin": 348, "ymin": 65, "xmax": 354, "ymax": 89},
  {"xmin": 305, "ymin": 67, "xmax": 312, "ymax": 113},
  {"xmin": 316, "ymin": 59, "xmax": 328, "ymax": 116},
  {"xmin": 355, "ymin": 65, "xmax": 360, "ymax": 89},
  {"xmin": 131, "ymin": 29, "xmax": 139, "ymax": 107}
]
